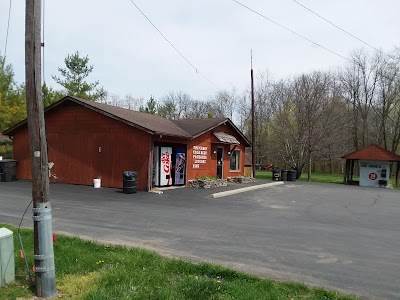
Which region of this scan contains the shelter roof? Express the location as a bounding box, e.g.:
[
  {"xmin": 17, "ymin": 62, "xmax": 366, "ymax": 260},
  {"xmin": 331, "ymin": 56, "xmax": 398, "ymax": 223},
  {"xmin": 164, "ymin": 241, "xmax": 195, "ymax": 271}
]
[{"xmin": 341, "ymin": 144, "xmax": 400, "ymax": 162}]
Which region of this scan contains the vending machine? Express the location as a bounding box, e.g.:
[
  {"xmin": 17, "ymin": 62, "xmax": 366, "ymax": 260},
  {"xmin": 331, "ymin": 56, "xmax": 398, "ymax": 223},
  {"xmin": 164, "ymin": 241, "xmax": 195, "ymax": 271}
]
[{"xmin": 154, "ymin": 146, "xmax": 186, "ymax": 187}]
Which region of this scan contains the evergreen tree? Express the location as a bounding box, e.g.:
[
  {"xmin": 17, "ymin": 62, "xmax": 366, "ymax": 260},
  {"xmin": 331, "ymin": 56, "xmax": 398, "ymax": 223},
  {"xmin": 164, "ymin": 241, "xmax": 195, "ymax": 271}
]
[
  {"xmin": 52, "ymin": 51, "xmax": 106, "ymax": 100},
  {"xmin": 139, "ymin": 96, "xmax": 158, "ymax": 114}
]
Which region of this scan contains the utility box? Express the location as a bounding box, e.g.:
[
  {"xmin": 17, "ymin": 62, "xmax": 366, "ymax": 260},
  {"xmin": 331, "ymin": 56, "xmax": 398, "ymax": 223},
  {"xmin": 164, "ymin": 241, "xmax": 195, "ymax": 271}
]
[{"xmin": 0, "ymin": 228, "xmax": 15, "ymax": 287}]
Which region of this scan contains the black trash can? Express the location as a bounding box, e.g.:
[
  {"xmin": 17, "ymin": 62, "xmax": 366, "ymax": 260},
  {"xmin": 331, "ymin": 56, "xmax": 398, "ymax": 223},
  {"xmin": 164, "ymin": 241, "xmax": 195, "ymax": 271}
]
[
  {"xmin": 272, "ymin": 168, "xmax": 280, "ymax": 181},
  {"xmin": 280, "ymin": 169, "xmax": 288, "ymax": 181},
  {"xmin": 0, "ymin": 159, "xmax": 17, "ymax": 182},
  {"xmin": 123, "ymin": 171, "xmax": 138, "ymax": 194},
  {"xmin": 288, "ymin": 170, "xmax": 297, "ymax": 181}
]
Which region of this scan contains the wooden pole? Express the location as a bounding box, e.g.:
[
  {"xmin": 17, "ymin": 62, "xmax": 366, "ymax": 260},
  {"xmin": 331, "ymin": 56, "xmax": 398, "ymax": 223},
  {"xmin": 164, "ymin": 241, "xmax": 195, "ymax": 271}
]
[
  {"xmin": 251, "ymin": 51, "xmax": 256, "ymax": 178},
  {"xmin": 25, "ymin": 0, "xmax": 56, "ymax": 297},
  {"xmin": 343, "ymin": 160, "xmax": 349, "ymax": 184}
]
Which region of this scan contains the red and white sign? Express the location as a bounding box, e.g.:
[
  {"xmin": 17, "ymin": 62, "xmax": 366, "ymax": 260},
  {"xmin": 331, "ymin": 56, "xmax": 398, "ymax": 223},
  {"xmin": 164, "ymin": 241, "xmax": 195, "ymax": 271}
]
[
  {"xmin": 160, "ymin": 147, "xmax": 172, "ymax": 186},
  {"xmin": 368, "ymin": 172, "xmax": 377, "ymax": 180}
]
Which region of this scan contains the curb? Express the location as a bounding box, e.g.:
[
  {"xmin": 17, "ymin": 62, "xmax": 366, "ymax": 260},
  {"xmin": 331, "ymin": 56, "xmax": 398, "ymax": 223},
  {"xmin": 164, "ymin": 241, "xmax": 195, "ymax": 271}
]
[{"xmin": 212, "ymin": 181, "xmax": 284, "ymax": 198}]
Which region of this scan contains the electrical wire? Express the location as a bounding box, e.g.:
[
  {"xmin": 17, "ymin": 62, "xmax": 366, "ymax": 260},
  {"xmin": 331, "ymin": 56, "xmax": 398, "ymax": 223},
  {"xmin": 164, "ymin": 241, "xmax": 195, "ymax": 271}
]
[
  {"xmin": 17, "ymin": 199, "xmax": 34, "ymax": 284},
  {"xmin": 18, "ymin": 199, "xmax": 33, "ymax": 234},
  {"xmin": 127, "ymin": 0, "xmax": 219, "ymax": 90},
  {"xmin": 3, "ymin": 0, "xmax": 12, "ymax": 61},
  {"xmin": 231, "ymin": 0, "xmax": 352, "ymax": 63},
  {"xmin": 291, "ymin": 0, "xmax": 399, "ymax": 61}
]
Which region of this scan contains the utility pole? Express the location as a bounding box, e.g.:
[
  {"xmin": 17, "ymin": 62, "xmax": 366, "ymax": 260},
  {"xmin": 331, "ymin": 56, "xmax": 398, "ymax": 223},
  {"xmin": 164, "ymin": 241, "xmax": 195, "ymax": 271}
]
[
  {"xmin": 25, "ymin": 0, "xmax": 56, "ymax": 297},
  {"xmin": 251, "ymin": 51, "xmax": 256, "ymax": 178}
]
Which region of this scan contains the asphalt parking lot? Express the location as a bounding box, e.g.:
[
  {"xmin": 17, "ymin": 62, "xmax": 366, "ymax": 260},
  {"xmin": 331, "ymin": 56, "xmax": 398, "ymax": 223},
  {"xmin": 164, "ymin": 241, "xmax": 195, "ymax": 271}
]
[{"xmin": 1, "ymin": 180, "xmax": 399, "ymax": 299}]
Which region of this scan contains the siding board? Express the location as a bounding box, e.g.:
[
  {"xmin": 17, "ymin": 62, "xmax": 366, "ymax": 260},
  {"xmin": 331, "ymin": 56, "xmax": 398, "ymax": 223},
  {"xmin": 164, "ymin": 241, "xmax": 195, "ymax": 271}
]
[{"xmin": 13, "ymin": 103, "xmax": 151, "ymax": 190}]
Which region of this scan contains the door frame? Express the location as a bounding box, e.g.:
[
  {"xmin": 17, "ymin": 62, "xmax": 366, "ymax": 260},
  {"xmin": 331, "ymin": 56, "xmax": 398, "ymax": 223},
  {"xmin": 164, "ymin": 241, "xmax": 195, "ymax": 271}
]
[{"xmin": 216, "ymin": 146, "xmax": 224, "ymax": 179}]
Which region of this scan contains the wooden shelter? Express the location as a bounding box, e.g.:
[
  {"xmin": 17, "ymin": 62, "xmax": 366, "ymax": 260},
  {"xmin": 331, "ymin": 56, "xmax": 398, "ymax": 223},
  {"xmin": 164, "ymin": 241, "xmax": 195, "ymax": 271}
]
[
  {"xmin": 342, "ymin": 144, "xmax": 400, "ymax": 188},
  {"xmin": 3, "ymin": 96, "xmax": 251, "ymax": 191}
]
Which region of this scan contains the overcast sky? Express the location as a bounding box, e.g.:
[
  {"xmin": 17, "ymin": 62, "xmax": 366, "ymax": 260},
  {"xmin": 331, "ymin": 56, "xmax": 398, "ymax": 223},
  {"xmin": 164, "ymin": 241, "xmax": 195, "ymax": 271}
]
[{"xmin": 1, "ymin": 0, "xmax": 399, "ymax": 101}]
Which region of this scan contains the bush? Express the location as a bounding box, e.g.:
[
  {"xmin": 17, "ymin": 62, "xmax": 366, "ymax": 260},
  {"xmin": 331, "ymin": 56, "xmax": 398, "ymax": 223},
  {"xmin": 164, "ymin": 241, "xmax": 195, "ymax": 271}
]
[{"xmin": 196, "ymin": 175, "xmax": 218, "ymax": 181}]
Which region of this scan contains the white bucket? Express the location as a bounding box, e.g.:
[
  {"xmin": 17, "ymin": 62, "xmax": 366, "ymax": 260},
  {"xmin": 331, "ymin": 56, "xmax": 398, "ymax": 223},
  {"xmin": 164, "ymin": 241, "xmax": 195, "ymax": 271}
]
[
  {"xmin": 0, "ymin": 156, "xmax": 2, "ymax": 160},
  {"xmin": 93, "ymin": 178, "xmax": 101, "ymax": 188}
]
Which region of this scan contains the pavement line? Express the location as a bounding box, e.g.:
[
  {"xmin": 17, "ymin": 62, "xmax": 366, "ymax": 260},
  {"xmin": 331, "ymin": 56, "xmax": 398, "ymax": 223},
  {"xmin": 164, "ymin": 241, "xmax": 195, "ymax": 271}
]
[{"xmin": 212, "ymin": 181, "xmax": 284, "ymax": 198}]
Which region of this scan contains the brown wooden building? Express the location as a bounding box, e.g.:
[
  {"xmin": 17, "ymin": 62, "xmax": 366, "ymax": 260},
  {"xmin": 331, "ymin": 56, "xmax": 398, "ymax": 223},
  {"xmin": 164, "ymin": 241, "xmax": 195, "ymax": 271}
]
[{"xmin": 3, "ymin": 96, "xmax": 251, "ymax": 191}]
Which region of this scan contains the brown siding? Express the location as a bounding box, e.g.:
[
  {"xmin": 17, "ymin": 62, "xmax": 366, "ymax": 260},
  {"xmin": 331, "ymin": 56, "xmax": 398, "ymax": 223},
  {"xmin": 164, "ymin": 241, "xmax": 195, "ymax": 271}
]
[
  {"xmin": 12, "ymin": 103, "xmax": 151, "ymax": 190},
  {"xmin": 12, "ymin": 128, "xmax": 31, "ymax": 180}
]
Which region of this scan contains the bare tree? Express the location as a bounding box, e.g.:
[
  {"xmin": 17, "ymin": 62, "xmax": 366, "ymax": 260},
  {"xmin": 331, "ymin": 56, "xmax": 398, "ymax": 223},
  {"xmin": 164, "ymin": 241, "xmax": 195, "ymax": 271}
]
[
  {"xmin": 373, "ymin": 49, "xmax": 400, "ymax": 152},
  {"xmin": 104, "ymin": 93, "xmax": 144, "ymax": 110},
  {"xmin": 339, "ymin": 49, "xmax": 381, "ymax": 149}
]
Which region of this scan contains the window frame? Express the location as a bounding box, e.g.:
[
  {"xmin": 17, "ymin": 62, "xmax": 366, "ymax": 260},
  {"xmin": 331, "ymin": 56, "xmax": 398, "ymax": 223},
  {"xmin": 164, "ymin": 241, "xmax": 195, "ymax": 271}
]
[{"xmin": 229, "ymin": 150, "xmax": 240, "ymax": 171}]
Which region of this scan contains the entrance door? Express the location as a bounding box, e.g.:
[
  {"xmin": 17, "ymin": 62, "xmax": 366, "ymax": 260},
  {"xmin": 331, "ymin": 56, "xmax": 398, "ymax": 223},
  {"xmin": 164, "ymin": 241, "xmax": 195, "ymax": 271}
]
[{"xmin": 216, "ymin": 147, "xmax": 223, "ymax": 179}]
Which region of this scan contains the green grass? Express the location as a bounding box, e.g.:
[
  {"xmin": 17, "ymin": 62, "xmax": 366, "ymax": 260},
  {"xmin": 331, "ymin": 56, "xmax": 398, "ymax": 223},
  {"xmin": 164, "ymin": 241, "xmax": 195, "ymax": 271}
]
[
  {"xmin": 255, "ymin": 170, "xmax": 400, "ymax": 187},
  {"xmin": 0, "ymin": 224, "xmax": 359, "ymax": 300},
  {"xmin": 256, "ymin": 170, "xmax": 348, "ymax": 184}
]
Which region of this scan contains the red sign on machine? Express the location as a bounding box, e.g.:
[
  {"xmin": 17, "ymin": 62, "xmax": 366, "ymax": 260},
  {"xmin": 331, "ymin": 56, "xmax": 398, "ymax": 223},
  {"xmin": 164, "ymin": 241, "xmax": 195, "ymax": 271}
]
[{"xmin": 369, "ymin": 172, "xmax": 377, "ymax": 180}]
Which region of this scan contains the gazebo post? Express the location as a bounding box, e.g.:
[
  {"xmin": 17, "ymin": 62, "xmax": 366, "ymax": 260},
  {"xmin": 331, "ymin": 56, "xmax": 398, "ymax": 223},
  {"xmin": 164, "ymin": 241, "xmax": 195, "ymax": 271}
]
[
  {"xmin": 343, "ymin": 160, "xmax": 349, "ymax": 184},
  {"xmin": 350, "ymin": 159, "xmax": 354, "ymax": 182},
  {"xmin": 396, "ymin": 162, "xmax": 399, "ymax": 188}
]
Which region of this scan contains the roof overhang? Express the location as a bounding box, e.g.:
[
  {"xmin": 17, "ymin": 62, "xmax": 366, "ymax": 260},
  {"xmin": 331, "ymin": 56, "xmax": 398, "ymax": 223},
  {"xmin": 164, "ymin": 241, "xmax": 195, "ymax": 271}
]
[
  {"xmin": 192, "ymin": 118, "xmax": 251, "ymax": 147},
  {"xmin": 213, "ymin": 132, "xmax": 240, "ymax": 145}
]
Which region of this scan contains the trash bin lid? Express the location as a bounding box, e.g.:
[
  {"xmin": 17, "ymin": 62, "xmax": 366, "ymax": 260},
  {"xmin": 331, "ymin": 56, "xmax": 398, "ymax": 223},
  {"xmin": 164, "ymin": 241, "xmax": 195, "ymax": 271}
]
[{"xmin": 123, "ymin": 171, "xmax": 137, "ymax": 177}]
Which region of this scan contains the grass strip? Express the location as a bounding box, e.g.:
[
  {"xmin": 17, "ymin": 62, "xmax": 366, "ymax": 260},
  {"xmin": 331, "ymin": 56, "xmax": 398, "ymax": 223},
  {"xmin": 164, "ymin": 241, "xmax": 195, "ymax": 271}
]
[
  {"xmin": 0, "ymin": 224, "xmax": 359, "ymax": 300},
  {"xmin": 255, "ymin": 170, "xmax": 400, "ymax": 188}
]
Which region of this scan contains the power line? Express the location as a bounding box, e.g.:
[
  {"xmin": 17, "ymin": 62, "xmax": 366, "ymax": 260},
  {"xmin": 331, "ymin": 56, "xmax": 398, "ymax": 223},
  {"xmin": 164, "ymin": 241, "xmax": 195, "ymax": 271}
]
[
  {"xmin": 231, "ymin": 0, "xmax": 352, "ymax": 63},
  {"xmin": 3, "ymin": 0, "xmax": 12, "ymax": 61},
  {"xmin": 291, "ymin": 0, "xmax": 395, "ymax": 60},
  {"xmin": 127, "ymin": 0, "xmax": 219, "ymax": 90}
]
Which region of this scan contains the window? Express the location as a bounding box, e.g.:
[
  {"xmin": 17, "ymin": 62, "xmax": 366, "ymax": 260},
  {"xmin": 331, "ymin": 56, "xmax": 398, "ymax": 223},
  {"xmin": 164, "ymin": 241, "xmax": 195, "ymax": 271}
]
[{"xmin": 230, "ymin": 150, "xmax": 240, "ymax": 170}]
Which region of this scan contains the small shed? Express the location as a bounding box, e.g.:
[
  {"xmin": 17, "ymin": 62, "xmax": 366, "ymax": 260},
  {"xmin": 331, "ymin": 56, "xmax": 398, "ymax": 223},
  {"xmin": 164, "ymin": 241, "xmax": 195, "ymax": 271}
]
[
  {"xmin": 244, "ymin": 153, "xmax": 252, "ymax": 177},
  {"xmin": 342, "ymin": 144, "xmax": 400, "ymax": 188}
]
